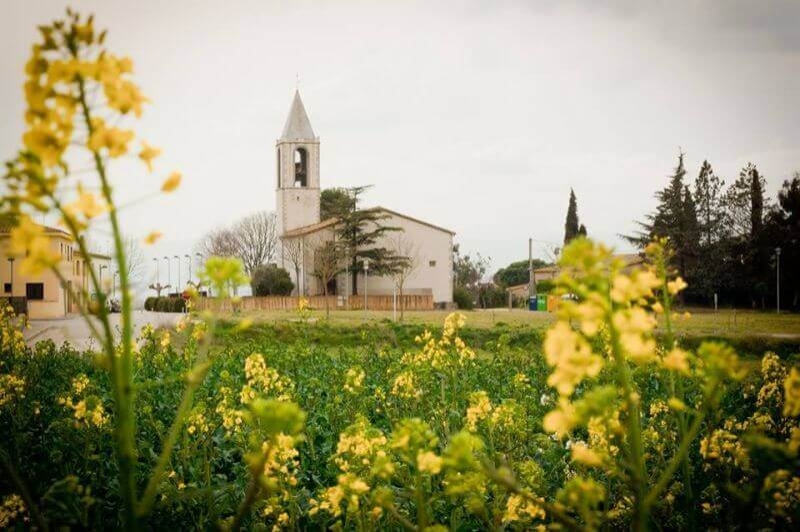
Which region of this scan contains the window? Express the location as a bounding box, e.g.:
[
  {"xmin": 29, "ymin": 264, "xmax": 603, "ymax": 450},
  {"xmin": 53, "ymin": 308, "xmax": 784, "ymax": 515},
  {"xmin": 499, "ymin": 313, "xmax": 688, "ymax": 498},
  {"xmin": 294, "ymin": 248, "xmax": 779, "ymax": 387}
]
[
  {"xmin": 294, "ymin": 147, "xmax": 308, "ymax": 187},
  {"xmin": 26, "ymin": 283, "xmax": 44, "ymax": 300},
  {"xmin": 429, "ymin": 260, "xmax": 437, "ymax": 267},
  {"xmin": 3, "ymin": 283, "xmax": 10, "ymax": 294}
]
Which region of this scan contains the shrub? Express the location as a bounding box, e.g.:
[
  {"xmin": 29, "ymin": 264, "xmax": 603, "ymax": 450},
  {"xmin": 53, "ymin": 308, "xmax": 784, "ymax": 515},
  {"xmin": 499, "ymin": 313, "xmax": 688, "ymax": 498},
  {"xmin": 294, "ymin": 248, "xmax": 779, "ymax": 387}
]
[
  {"xmin": 453, "ymin": 286, "xmax": 474, "ymax": 310},
  {"xmin": 536, "ymin": 279, "xmax": 555, "ymax": 294},
  {"xmin": 251, "ymin": 265, "xmax": 294, "ymax": 296},
  {"xmin": 146, "ymin": 296, "xmax": 185, "ymax": 313}
]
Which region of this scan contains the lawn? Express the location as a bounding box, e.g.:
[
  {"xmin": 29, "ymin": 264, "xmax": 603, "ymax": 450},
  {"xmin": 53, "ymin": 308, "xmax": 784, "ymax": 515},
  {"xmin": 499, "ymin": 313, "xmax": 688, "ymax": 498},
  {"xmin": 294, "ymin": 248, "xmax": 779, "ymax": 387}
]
[{"xmin": 220, "ymin": 306, "xmax": 800, "ymax": 339}]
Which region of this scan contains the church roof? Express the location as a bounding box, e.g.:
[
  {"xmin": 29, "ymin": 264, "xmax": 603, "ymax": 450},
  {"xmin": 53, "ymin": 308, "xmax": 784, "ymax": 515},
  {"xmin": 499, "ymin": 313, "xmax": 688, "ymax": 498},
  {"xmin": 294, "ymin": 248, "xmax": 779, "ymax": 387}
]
[
  {"xmin": 280, "ymin": 90, "xmax": 316, "ymax": 140},
  {"xmin": 281, "ymin": 207, "xmax": 455, "ymax": 239}
]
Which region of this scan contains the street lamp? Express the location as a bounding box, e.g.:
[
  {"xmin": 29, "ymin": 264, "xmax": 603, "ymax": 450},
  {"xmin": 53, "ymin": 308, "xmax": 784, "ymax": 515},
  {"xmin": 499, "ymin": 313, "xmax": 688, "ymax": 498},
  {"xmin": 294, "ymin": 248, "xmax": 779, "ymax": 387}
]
[
  {"xmin": 185, "ymin": 254, "xmax": 191, "ymax": 285},
  {"xmin": 113, "ymin": 270, "xmax": 119, "ymax": 298},
  {"xmin": 196, "ymin": 253, "xmax": 206, "ymax": 295},
  {"xmin": 152, "ymin": 257, "xmax": 159, "ymax": 285},
  {"xmin": 174, "ymin": 255, "xmax": 181, "ymax": 290},
  {"xmin": 163, "ymin": 256, "xmax": 170, "ymax": 292},
  {"xmin": 363, "ymin": 257, "xmax": 369, "ymax": 318},
  {"xmin": 776, "ymin": 247, "xmax": 781, "ymax": 314}
]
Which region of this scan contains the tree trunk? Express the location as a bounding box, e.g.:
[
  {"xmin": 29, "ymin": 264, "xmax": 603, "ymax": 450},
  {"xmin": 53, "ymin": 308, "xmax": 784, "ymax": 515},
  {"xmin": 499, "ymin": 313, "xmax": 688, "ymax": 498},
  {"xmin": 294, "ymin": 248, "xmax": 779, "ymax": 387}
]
[
  {"xmin": 399, "ymin": 284, "xmax": 404, "ymax": 321},
  {"xmin": 323, "ymin": 284, "xmax": 330, "ymax": 319}
]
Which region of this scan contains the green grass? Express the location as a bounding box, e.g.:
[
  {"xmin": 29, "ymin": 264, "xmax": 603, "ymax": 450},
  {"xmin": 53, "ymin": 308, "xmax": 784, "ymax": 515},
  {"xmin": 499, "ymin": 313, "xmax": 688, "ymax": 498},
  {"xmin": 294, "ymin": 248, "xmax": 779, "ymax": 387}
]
[{"xmin": 219, "ymin": 307, "xmax": 800, "ymax": 339}]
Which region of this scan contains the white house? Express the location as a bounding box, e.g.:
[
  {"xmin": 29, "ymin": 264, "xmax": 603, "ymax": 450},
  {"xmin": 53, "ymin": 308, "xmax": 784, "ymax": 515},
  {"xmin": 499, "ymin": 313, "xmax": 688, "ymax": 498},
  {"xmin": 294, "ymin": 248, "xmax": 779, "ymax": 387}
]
[{"xmin": 275, "ymin": 91, "xmax": 455, "ymax": 304}]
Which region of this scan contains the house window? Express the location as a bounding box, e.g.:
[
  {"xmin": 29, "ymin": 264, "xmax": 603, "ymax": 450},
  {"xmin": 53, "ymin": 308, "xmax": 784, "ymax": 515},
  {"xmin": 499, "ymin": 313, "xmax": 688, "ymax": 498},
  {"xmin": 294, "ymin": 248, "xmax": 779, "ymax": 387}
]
[
  {"xmin": 429, "ymin": 260, "xmax": 436, "ymax": 267},
  {"xmin": 3, "ymin": 283, "xmax": 10, "ymax": 294},
  {"xmin": 26, "ymin": 283, "xmax": 44, "ymax": 300}
]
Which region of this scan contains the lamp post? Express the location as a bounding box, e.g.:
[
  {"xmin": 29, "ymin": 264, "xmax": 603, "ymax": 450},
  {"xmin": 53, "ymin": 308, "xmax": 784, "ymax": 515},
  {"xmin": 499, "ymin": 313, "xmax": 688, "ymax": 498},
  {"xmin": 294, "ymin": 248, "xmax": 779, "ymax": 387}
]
[
  {"xmin": 163, "ymin": 256, "xmax": 170, "ymax": 293},
  {"xmin": 776, "ymin": 247, "xmax": 781, "ymax": 314},
  {"xmin": 363, "ymin": 257, "xmax": 369, "ymax": 318},
  {"xmin": 174, "ymin": 255, "xmax": 181, "ymax": 290},
  {"xmin": 7, "ymin": 257, "xmax": 15, "ymax": 294},
  {"xmin": 113, "ymin": 270, "xmax": 119, "ymax": 298},
  {"xmin": 153, "ymin": 257, "xmax": 159, "ymax": 285},
  {"xmin": 185, "ymin": 254, "xmax": 191, "ymax": 285},
  {"xmin": 196, "ymin": 253, "xmax": 205, "ymax": 295}
]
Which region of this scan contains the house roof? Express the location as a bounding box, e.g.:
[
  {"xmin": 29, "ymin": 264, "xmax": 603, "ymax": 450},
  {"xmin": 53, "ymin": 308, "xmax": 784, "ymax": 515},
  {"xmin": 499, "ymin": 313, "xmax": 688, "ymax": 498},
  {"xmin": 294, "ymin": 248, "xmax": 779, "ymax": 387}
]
[
  {"xmin": 280, "ymin": 90, "xmax": 316, "ymax": 140},
  {"xmin": 0, "ymin": 216, "xmax": 71, "ymax": 238},
  {"xmin": 281, "ymin": 206, "xmax": 455, "ymax": 239}
]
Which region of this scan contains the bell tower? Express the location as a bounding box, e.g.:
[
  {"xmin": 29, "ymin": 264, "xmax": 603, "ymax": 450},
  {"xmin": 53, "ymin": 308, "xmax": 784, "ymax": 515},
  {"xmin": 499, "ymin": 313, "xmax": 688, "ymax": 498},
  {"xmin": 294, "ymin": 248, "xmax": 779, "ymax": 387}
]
[{"xmin": 276, "ymin": 90, "xmax": 320, "ymax": 238}]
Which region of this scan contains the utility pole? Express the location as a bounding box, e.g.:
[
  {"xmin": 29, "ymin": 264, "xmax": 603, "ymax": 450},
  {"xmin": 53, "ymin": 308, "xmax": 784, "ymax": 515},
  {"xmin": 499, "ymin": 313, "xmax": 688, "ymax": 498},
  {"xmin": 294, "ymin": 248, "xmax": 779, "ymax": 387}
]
[
  {"xmin": 363, "ymin": 258, "xmax": 369, "ymax": 319},
  {"xmin": 529, "ymin": 238, "xmax": 536, "ymax": 309},
  {"xmin": 776, "ymin": 247, "xmax": 781, "ymax": 314}
]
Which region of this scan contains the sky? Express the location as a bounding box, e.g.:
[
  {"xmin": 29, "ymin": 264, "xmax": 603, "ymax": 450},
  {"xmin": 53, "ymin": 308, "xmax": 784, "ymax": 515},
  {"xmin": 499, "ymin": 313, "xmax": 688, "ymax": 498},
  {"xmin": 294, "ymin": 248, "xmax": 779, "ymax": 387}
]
[{"xmin": 2, "ymin": 0, "xmax": 799, "ymax": 285}]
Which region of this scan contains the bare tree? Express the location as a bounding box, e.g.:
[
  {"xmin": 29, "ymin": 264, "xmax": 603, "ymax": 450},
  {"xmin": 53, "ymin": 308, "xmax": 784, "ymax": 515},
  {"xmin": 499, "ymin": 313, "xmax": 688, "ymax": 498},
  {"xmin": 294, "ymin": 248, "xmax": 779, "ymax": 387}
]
[
  {"xmin": 233, "ymin": 211, "xmax": 278, "ymax": 277},
  {"xmin": 197, "ymin": 226, "xmax": 239, "ymax": 258},
  {"xmin": 389, "ymin": 233, "xmax": 418, "ymax": 320},
  {"xmin": 282, "ymin": 238, "xmax": 305, "ymax": 296},
  {"xmin": 120, "ymin": 236, "xmax": 145, "ymax": 286},
  {"xmin": 309, "ymin": 236, "xmax": 346, "ymax": 318}
]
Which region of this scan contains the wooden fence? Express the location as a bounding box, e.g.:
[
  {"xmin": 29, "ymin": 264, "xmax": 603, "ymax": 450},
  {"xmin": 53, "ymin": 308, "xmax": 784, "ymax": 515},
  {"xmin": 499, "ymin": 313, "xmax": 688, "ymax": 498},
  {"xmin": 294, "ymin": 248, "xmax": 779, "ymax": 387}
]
[{"xmin": 195, "ymin": 294, "xmax": 434, "ymax": 312}]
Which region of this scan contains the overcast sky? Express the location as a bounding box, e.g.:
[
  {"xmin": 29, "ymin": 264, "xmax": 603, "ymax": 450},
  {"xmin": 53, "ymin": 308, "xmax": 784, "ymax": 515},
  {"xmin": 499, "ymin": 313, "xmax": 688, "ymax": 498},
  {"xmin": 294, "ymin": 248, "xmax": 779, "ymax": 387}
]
[{"xmin": 2, "ymin": 0, "xmax": 799, "ymax": 281}]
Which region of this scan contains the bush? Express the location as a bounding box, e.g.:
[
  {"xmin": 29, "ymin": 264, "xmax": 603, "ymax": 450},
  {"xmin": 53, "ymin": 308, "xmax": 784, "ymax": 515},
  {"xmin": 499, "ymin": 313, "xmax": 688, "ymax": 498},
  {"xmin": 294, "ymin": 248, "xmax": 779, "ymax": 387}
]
[
  {"xmin": 536, "ymin": 279, "xmax": 555, "ymax": 294},
  {"xmin": 453, "ymin": 286, "xmax": 474, "ymax": 310},
  {"xmin": 146, "ymin": 296, "xmax": 185, "ymax": 313},
  {"xmin": 251, "ymin": 265, "xmax": 294, "ymax": 296}
]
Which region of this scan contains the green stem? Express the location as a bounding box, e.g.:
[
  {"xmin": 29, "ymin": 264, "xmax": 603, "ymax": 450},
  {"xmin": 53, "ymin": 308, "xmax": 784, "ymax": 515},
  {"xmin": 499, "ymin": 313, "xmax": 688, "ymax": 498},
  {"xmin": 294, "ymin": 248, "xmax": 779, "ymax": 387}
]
[
  {"xmin": 229, "ymin": 447, "xmax": 270, "ymax": 531},
  {"xmin": 75, "ymin": 72, "xmax": 138, "ymax": 530},
  {"xmin": 0, "ymin": 451, "xmax": 49, "ymax": 532},
  {"xmin": 643, "ymin": 382, "xmax": 719, "ymax": 510}
]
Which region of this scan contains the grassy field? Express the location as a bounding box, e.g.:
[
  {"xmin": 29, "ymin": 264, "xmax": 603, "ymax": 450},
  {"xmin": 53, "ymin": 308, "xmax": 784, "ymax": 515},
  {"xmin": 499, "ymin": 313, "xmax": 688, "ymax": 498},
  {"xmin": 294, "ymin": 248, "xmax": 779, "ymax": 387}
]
[{"xmin": 222, "ymin": 306, "xmax": 800, "ymax": 339}]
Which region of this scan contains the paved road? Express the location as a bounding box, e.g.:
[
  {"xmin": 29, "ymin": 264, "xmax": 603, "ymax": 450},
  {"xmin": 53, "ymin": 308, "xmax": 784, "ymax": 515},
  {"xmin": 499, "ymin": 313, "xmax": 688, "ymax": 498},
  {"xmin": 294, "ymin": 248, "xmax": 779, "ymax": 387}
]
[{"xmin": 24, "ymin": 311, "xmax": 182, "ymax": 351}]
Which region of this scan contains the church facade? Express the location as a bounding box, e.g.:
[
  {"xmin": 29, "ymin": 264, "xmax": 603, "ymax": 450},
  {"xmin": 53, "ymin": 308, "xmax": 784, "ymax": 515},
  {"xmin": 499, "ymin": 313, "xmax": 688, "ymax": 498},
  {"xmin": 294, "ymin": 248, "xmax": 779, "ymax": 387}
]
[{"xmin": 275, "ymin": 91, "xmax": 455, "ymax": 304}]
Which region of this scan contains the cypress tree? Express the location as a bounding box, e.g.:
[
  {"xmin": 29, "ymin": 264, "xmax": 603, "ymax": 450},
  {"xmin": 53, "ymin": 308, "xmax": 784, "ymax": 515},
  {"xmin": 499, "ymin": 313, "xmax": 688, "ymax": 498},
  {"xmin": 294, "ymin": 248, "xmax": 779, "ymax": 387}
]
[
  {"xmin": 564, "ymin": 189, "xmax": 580, "ymax": 244},
  {"xmin": 694, "ymin": 160, "xmax": 726, "ymax": 246}
]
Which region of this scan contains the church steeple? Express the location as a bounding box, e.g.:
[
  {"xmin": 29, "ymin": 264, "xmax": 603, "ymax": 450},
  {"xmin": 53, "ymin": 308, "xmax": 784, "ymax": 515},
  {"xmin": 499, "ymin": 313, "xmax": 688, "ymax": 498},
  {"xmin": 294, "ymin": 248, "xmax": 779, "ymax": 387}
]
[
  {"xmin": 280, "ymin": 90, "xmax": 316, "ymax": 140},
  {"xmin": 275, "ymin": 90, "xmax": 321, "ymax": 240}
]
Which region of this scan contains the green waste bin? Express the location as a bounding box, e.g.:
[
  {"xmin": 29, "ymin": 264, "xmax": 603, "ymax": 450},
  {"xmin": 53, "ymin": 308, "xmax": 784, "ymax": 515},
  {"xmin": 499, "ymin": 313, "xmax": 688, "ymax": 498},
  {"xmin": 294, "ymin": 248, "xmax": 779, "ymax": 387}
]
[{"xmin": 537, "ymin": 295, "xmax": 547, "ymax": 311}]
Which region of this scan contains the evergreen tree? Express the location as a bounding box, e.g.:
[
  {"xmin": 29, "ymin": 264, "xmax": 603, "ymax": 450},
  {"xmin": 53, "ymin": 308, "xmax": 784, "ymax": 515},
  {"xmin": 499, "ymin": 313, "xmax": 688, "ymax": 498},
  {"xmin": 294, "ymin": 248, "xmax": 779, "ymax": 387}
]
[
  {"xmin": 578, "ymin": 224, "xmax": 587, "ymax": 237},
  {"xmin": 563, "ymin": 188, "xmax": 580, "ymax": 244},
  {"xmin": 693, "ymin": 160, "xmax": 726, "ymax": 246},
  {"xmin": 334, "ymin": 185, "xmax": 404, "ymax": 295},
  {"xmin": 681, "ymin": 185, "xmax": 700, "ymax": 285}
]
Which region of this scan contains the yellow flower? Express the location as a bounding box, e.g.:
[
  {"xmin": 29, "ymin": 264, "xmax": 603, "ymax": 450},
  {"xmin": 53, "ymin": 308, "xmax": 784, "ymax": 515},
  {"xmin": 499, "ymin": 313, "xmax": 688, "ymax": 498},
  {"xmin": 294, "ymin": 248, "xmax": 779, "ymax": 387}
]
[
  {"xmin": 143, "ymin": 231, "xmax": 162, "ymax": 245},
  {"xmin": 9, "ymin": 217, "xmax": 60, "ymax": 275},
  {"xmin": 416, "ymin": 451, "xmax": 443, "ymax": 474},
  {"xmin": 23, "ymin": 122, "xmax": 68, "ymax": 167},
  {"xmin": 783, "ymin": 367, "xmax": 800, "ymax": 418},
  {"xmin": 571, "ymin": 442, "xmax": 603, "ymax": 467},
  {"xmin": 662, "ymin": 348, "xmax": 690, "ymax": 375},
  {"xmin": 667, "ymin": 277, "xmax": 688, "ymax": 295},
  {"xmin": 544, "ymin": 321, "xmax": 603, "ymax": 396},
  {"xmin": 543, "ymin": 398, "xmax": 578, "ymax": 438},
  {"xmin": 138, "ymin": 141, "xmax": 161, "ymax": 173},
  {"xmin": 667, "ymin": 397, "xmax": 687, "ymax": 411},
  {"xmin": 66, "ymin": 184, "xmax": 107, "ymax": 220},
  {"xmin": 161, "ymin": 172, "xmax": 182, "ymax": 193},
  {"xmin": 88, "ymin": 120, "xmax": 134, "ymax": 157},
  {"xmin": 104, "ymin": 79, "xmax": 147, "ymax": 117}
]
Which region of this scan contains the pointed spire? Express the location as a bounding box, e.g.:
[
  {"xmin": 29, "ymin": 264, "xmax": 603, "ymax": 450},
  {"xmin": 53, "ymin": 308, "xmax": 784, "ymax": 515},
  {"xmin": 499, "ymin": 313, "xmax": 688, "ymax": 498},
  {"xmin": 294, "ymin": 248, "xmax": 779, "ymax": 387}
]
[{"xmin": 280, "ymin": 90, "xmax": 315, "ymax": 140}]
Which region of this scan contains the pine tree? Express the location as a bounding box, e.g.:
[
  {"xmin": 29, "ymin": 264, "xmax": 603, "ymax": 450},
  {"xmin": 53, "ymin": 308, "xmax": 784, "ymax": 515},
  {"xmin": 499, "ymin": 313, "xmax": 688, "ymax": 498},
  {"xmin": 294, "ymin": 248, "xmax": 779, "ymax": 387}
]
[
  {"xmin": 334, "ymin": 185, "xmax": 404, "ymax": 295},
  {"xmin": 563, "ymin": 189, "xmax": 580, "ymax": 244},
  {"xmin": 578, "ymin": 224, "xmax": 587, "ymax": 237},
  {"xmin": 693, "ymin": 160, "xmax": 726, "ymax": 246}
]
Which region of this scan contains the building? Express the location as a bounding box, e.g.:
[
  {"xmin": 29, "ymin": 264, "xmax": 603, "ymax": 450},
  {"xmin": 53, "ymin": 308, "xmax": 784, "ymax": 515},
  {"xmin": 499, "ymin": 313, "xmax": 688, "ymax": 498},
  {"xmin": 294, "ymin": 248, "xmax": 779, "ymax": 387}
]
[
  {"xmin": 275, "ymin": 91, "xmax": 455, "ymax": 304},
  {"xmin": 0, "ymin": 219, "xmax": 111, "ymax": 319}
]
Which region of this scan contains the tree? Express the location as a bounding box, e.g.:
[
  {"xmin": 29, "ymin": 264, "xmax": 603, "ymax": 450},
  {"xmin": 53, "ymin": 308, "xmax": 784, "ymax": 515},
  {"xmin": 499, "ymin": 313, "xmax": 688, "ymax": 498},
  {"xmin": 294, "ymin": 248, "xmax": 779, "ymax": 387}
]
[
  {"xmin": 454, "ymin": 245, "xmax": 490, "ymax": 301},
  {"xmin": 493, "ymin": 259, "xmax": 548, "ymax": 287},
  {"xmin": 694, "ymin": 160, "xmax": 726, "ymax": 246},
  {"xmin": 120, "ymin": 236, "xmax": 145, "ymax": 288},
  {"xmin": 564, "ymin": 189, "xmax": 580, "ymax": 244},
  {"xmin": 197, "ymin": 226, "xmax": 238, "ymax": 258},
  {"xmin": 233, "ymin": 211, "xmax": 277, "ymax": 279},
  {"xmin": 764, "ymin": 174, "xmax": 800, "ymax": 309},
  {"xmin": 281, "ymin": 238, "xmax": 305, "ymax": 296},
  {"xmin": 387, "ymin": 234, "xmax": 418, "ymax": 320},
  {"xmin": 320, "ymin": 188, "xmax": 355, "ymax": 221},
  {"xmin": 309, "ymin": 236, "xmax": 347, "ymax": 317},
  {"xmin": 334, "ymin": 186, "xmax": 403, "ymax": 295},
  {"xmin": 251, "ymin": 265, "xmax": 294, "ymax": 296}
]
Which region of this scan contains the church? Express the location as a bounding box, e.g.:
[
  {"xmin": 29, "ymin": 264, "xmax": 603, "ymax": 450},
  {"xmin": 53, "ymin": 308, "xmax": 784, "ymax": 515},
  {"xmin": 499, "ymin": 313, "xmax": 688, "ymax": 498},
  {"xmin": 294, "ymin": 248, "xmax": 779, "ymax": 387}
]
[{"xmin": 275, "ymin": 90, "xmax": 455, "ymax": 305}]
